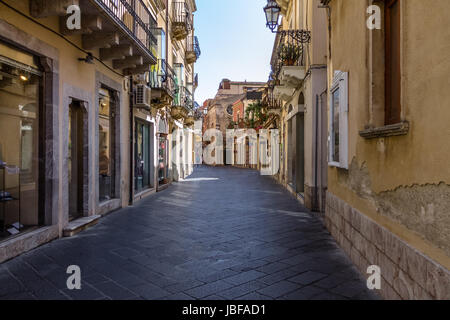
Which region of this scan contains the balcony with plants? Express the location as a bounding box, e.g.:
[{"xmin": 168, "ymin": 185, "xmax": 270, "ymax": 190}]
[
  {"xmin": 270, "ymin": 31, "xmax": 309, "ymax": 100},
  {"xmin": 261, "ymin": 80, "xmax": 282, "ymax": 129},
  {"xmin": 194, "ymin": 73, "xmax": 199, "ymax": 90},
  {"xmin": 149, "ymin": 59, "xmax": 176, "ymax": 108},
  {"xmin": 172, "ymin": 1, "xmax": 193, "ymax": 41},
  {"xmin": 30, "ymin": 0, "xmax": 158, "ymax": 74},
  {"xmin": 171, "ymin": 85, "xmax": 193, "ymax": 120},
  {"xmin": 186, "ymin": 35, "xmax": 201, "ymax": 64}
]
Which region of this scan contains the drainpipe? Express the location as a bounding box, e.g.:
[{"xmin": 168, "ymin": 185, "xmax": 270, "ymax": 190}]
[
  {"xmin": 129, "ymin": 77, "xmax": 134, "ymax": 205},
  {"xmin": 166, "ymin": 0, "xmax": 169, "ymax": 61},
  {"xmin": 314, "ymin": 94, "xmax": 319, "ymax": 212}
]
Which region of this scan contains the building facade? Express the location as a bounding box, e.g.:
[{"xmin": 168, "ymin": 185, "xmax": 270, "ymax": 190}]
[
  {"xmin": 202, "ymin": 79, "xmax": 265, "ymax": 166},
  {"xmin": 319, "ymin": 0, "xmax": 449, "ymax": 299},
  {"xmin": 263, "ymin": 0, "xmax": 328, "ymax": 212},
  {"xmin": 0, "ymin": 0, "xmax": 199, "ymax": 262}
]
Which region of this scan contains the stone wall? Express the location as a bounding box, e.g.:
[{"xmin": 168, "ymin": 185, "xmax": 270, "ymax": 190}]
[{"xmin": 325, "ymin": 191, "xmax": 450, "ymax": 300}]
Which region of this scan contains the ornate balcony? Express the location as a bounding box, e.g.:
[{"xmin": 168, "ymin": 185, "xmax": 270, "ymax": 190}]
[
  {"xmin": 263, "ymin": 82, "xmax": 282, "ymax": 111},
  {"xmin": 194, "ymin": 73, "xmax": 199, "ymax": 90},
  {"xmin": 30, "ymin": 0, "xmax": 158, "ymax": 74},
  {"xmin": 172, "ymin": 1, "xmax": 192, "ymax": 41},
  {"xmin": 272, "ymin": 30, "xmax": 308, "ymax": 101},
  {"xmin": 171, "ymin": 86, "xmax": 193, "ymax": 120},
  {"xmin": 149, "ymin": 59, "xmax": 176, "ymax": 108},
  {"xmin": 186, "ymin": 35, "xmax": 201, "ymax": 64}
]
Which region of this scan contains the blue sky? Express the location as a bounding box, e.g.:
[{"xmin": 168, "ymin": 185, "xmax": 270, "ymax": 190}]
[{"xmin": 194, "ymin": 0, "xmax": 276, "ymax": 104}]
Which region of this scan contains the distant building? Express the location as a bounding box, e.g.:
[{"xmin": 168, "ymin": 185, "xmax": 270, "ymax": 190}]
[{"xmin": 202, "ymin": 79, "xmax": 265, "ymax": 165}]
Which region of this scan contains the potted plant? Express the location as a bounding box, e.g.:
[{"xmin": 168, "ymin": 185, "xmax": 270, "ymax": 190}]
[{"xmin": 279, "ymin": 43, "xmax": 301, "ymax": 66}]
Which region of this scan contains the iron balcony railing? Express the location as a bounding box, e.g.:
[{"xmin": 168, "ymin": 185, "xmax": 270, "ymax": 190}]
[
  {"xmin": 172, "ymin": 1, "xmax": 193, "ymax": 32},
  {"xmin": 187, "ymin": 35, "xmax": 201, "ymax": 59},
  {"xmin": 149, "ymin": 59, "xmax": 176, "ymax": 96},
  {"xmin": 173, "ymin": 84, "xmax": 185, "ymax": 107},
  {"xmin": 185, "ymin": 87, "xmax": 193, "ymax": 110},
  {"xmin": 266, "ymin": 88, "xmax": 282, "ymax": 109},
  {"xmin": 272, "ymin": 30, "xmax": 307, "ymax": 79},
  {"xmin": 173, "ymin": 85, "xmax": 194, "ymax": 111},
  {"xmin": 194, "ymin": 73, "xmax": 199, "ymax": 88},
  {"xmin": 97, "ymin": 0, "xmax": 157, "ymax": 56}
]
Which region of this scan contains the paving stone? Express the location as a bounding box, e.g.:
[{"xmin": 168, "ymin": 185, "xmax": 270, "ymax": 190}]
[
  {"xmin": 130, "ymin": 283, "xmax": 170, "ymax": 300},
  {"xmin": 110, "ymin": 247, "xmax": 142, "ymax": 258},
  {"xmin": 84, "ymin": 273, "xmax": 112, "ymax": 285},
  {"xmin": 279, "ymin": 254, "xmax": 314, "ymax": 266},
  {"xmin": 311, "ymin": 291, "xmax": 349, "ymax": 300},
  {"xmin": 0, "ymin": 166, "xmax": 374, "ymax": 300},
  {"xmin": 203, "ymin": 295, "xmax": 226, "ymax": 300},
  {"xmin": 93, "ymin": 281, "xmax": 138, "ymax": 300},
  {"xmin": 314, "ymin": 274, "xmax": 349, "ymax": 289},
  {"xmin": 62, "ymin": 283, "xmax": 105, "ymax": 300},
  {"xmin": 257, "ymin": 281, "xmax": 299, "ymax": 298},
  {"xmin": 165, "ymin": 280, "xmax": 205, "ymax": 294},
  {"xmin": 282, "ymin": 286, "xmax": 325, "ymax": 300},
  {"xmin": 329, "ymin": 279, "xmax": 370, "ymax": 298},
  {"xmin": 164, "ymin": 292, "xmax": 196, "ymax": 300},
  {"xmin": 237, "ymin": 292, "xmax": 273, "ymax": 300},
  {"xmin": 0, "ymin": 274, "xmax": 24, "ymax": 297},
  {"xmin": 184, "ymin": 280, "xmax": 235, "ymax": 299},
  {"xmin": 218, "ymin": 281, "xmax": 267, "ymax": 299},
  {"xmin": 31, "ymin": 286, "xmax": 69, "ymax": 300},
  {"xmin": 288, "ymin": 271, "xmax": 328, "ymax": 285},
  {"xmin": 258, "ymin": 269, "xmax": 299, "ymax": 285},
  {"xmin": 1, "ymin": 291, "xmax": 36, "ymax": 300},
  {"xmin": 195, "ymin": 269, "xmax": 239, "ymax": 283},
  {"xmin": 230, "ymin": 259, "xmax": 270, "ymax": 272},
  {"xmin": 223, "ymin": 270, "xmax": 266, "ymax": 285},
  {"xmin": 256, "ymin": 262, "xmax": 291, "ymax": 274}
]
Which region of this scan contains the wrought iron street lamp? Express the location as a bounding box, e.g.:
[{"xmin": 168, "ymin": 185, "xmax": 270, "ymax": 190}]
[
  {"xmin": 263, "ymin": 0, "xmax": 311, "ymax": 43},
  {"xmin": 264, "ymin": 0, "xmax": 281, "ymax": 32}
]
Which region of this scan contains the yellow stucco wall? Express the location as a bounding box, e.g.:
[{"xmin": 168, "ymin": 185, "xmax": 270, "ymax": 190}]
[
  {"xmin": 326, "ymin": 0, "xmax": 450, "ymax": 267},
  {"xmin": 1, "ymin": 0, "xmax": 131, "ymax": 229}
]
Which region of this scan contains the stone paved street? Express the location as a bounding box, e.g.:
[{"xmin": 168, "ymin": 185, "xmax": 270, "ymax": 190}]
[{"xmin": 0, "ymin": 166, "xmax": 380, "ymax": 300}]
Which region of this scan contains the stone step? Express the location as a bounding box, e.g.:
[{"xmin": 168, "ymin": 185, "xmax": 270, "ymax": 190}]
[{"xmin": 63, "ymin": 215, "xmax": 101, "ymax": 237}]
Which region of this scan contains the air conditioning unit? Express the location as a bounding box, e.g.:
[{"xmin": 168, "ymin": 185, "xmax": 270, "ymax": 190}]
[{"xmin": 134, "ymin": 84, "xmax": 151, "ymax": 109}]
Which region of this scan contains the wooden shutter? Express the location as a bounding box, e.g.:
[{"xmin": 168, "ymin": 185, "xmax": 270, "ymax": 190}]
[{"xmin": 385, "ymin": 0, "xmax": 401, "ymax": 125}]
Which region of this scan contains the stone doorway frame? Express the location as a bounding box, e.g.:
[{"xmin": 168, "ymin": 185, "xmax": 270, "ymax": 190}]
[
  {"xmin": 62, "ymin": 86, "xmax": 93, "ymax": 226},
  {"xmin": 67, "ymin": 100, "xmax": 89, "ymax": 220}
]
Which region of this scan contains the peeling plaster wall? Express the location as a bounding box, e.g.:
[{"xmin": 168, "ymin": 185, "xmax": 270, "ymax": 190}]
[
  {"xmin": 326, "ymin": 0, "xmax": 450, "ymax": 268},
  {"xmin": 337, "ymin": 158, "xmax": 450, "ymax": 256}
]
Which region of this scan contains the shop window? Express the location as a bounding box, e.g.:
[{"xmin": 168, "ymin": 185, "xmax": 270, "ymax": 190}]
[
  {"xmin": 0, "ymin": 44, "xmax": 42, "ymax": 240},
  {"xmin": 329, "ymin": 71, "xmax": 349, "ymax": 169},
  {"xmin": 99, "ymin": 88, "xmax": 117, "ymax": 202},
  {"xmin": 159, "ymin": 136, "xmax": 168, "ymax": 185},
  {"xmin": 135, "ymin": 120, "xmax": 154, "ymax": 193}
]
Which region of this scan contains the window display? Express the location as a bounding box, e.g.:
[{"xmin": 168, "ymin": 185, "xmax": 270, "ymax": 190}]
[
  {"xmin": 158, "ymin": 136, "xmax": 168, "ymax": 185},
  {"xmin": 135, "ymin": 120, "xmax": 154, "ymax": 193},
  {"xmin": 99, "ymin": 88, "xmax": 116, "ymax": 202},
  {"xmin": 0, "ymin": 44, "xmax": 41, "ymax": 240}
]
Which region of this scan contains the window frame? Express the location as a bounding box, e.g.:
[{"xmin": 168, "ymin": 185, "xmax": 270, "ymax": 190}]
[
  {"xmin": 328, "ymin": 71, "xmax": 349, "ymax": 169},
  {"xmin": 385, "ymin": 0, "xmax": 402, "ymax": 125}
]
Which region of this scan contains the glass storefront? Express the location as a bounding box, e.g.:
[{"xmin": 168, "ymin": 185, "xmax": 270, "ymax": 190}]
[
  {"xmin": 135, "ymin": 120, "xmax": 154, "ymax": 193},
  {"xmin": 99, "ymin": 88, "xmax": 116, "ymax": 202},
  {"xmin": 0, "ymin": 43, "xmax": 42, "ymax": 240},
  {"xmin": 158, "ymin": 136, "xmax": 168, "ymax": 185}
]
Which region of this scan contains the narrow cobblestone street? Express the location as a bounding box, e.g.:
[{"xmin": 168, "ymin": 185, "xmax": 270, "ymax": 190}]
[{"xmin": 0, "ymin": 166, "xmax": 379, "ymax": 300}]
